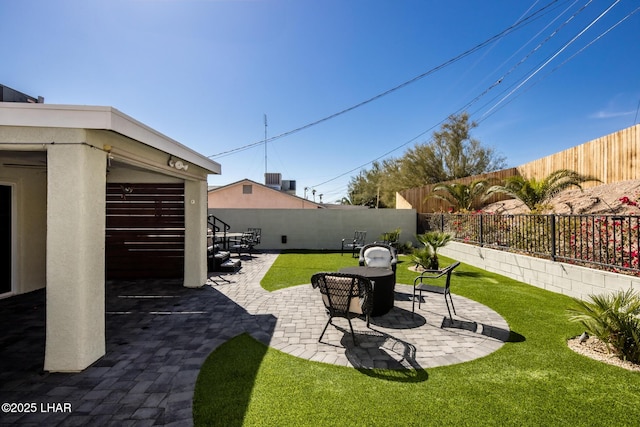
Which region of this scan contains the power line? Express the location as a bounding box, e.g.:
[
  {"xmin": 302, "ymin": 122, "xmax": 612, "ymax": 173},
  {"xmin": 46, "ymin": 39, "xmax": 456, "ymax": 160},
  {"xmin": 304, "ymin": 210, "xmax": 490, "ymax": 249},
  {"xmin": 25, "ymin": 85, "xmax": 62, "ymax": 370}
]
[
  {"xmin": 481, "ymin": 0, "xmax": 622, "ymax": 118},
  {"xmin": 309, "ymin": 1, "xmax": 571, "ymax": 190},
  {"xmin": 208, "ymin": 0, "xmax": 562, "ymax": 159},
  {"xmin": 454, "ymin": 0, "xmax": 587, "ymax": 122},
  {"xmin": 478, "ymin": 4, "xmax": 640, "ymax": 123},
  {"xmin": 313, "ymin": 0, "xmax": 636, "ymax": 192}
]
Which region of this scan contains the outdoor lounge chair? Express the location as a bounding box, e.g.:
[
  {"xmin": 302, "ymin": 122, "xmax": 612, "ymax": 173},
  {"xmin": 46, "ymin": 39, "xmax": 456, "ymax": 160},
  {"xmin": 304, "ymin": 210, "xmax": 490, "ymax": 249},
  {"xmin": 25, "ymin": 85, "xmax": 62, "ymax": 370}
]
[
  {"xmin": 341, "ymin": 230, "xmax": 366, "ymax": 257},
  {"xmin": 412, "ymin": 261, "xmax": 461, "ymax": 321},
  {"xmin": 311, "ymin": 272, "xmax": 374, "ymax": 346},
  {"xmin": 358, "ymin": 242, "xmax": 398, "ymax": 289},
  {"xmin": 358, "ymin": 243, "xmax": 398, "ymax": 273}
]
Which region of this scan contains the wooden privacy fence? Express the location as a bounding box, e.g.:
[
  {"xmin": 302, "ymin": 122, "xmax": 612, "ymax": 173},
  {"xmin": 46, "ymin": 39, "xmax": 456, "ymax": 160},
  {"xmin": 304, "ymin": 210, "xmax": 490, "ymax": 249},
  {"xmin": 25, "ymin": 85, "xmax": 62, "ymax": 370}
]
[
  {"xmin": 397, "ymin": 168, "xmax": 519, "ymax": 213},
  {"xmin": 517, "ymin": 124, "xmax": 640, "ymax": 185},
  {"xmin": 398, "ymin": 124, "xmax": 640, "ymax": 214}
]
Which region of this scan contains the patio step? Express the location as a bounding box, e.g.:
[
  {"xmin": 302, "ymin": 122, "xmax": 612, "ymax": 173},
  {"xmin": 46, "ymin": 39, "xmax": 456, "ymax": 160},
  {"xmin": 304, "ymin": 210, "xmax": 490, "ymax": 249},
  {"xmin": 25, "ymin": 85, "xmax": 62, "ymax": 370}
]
[
  {"xmin": 208, "ymin": 245, "xmax": 235, "ymax": 272},
  {"xmin": 219, "ymin": 258, "xmax": 241, "ymax": 272}
]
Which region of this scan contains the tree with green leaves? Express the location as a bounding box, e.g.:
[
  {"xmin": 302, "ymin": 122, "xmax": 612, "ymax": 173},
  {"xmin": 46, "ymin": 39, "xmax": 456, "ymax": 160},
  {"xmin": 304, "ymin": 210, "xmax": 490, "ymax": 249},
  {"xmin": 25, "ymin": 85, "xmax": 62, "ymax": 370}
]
[
  {"xmin": 398, "ymin": 112, "xmax": 506, "ymax": 185},
  {"xmin": 348, "ymin": 161, "xmax": 387, "ymax": 208},
  {"xmin": 485, "ymin": 169, "xmax": 600, "ymax": 212},
  {"xmin": 347, "ymin": 112, "xmax": 505, "ymax": 207},
  {"xmin": 429, "ymin": 179, "xmax": 489, "ymax": 212}
]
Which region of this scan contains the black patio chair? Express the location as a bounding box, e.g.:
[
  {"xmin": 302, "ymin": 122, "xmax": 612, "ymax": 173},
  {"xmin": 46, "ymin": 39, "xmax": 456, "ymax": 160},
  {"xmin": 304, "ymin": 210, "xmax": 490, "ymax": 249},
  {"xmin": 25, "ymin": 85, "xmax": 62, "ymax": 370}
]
[
  {"xmin": 412, "ymin": 261, "xmax": 461, "ymax": 321},
  {"xmin": 230, "ymin": 231, "xmax": 255, "ymax": 258},
  {"xmin": 341, "ymin": 230, "xmax": 366, "ymax": 257},
  {"xmin": 248, "ymin": 227, "xmax": 261, "ymax": 245},
  {"xmin": 311, "ymin": 272, "xmax": 374, "ymax": 346},
  {"xmin": 377, "ymin": 229, "xmax": 401, "ymax": 250}
]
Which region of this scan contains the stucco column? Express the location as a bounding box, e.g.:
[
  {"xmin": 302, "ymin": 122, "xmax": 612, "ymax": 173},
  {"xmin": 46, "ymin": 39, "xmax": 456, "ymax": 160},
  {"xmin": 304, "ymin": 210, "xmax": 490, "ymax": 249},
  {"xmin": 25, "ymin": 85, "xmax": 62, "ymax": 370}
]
[
  {"xmin": 44, "ymin": 144, "xmax": 106, "ymax": 372},
  {"xmin": 183, "ymin": 179, "xmax": 207, "ymax": 288}
]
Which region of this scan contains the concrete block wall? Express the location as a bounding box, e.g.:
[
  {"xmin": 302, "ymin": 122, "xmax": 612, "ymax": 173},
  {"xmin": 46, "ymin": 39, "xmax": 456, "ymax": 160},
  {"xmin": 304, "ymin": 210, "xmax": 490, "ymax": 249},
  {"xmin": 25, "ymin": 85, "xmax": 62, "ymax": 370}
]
[{"xmin": 441, "ymin": 241, "xmax": 640, "ymax": 300}]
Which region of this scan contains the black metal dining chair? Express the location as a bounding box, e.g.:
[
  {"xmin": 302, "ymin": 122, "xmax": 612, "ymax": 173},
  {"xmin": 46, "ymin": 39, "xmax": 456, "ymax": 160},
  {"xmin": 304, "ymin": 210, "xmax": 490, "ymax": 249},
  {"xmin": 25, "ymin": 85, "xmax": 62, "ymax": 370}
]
[
  {"xmin": 412, "ymin": 261, "xmax": 461, "ymax": 321},
  {"xmin": 311, "ymin": 272, "xmax": 373, "ymax": 345},
  {"xmin": 341, "ymin": 230, "xmax": 366, "ymax": 257}
]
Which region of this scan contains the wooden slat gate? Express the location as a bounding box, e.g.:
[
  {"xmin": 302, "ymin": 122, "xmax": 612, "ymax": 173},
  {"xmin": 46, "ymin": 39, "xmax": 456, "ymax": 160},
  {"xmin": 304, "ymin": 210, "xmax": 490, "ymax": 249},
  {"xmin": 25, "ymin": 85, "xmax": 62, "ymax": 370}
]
[{"xmin": 106, "ymin": 183, "xmax": 185, "ymax": 279}]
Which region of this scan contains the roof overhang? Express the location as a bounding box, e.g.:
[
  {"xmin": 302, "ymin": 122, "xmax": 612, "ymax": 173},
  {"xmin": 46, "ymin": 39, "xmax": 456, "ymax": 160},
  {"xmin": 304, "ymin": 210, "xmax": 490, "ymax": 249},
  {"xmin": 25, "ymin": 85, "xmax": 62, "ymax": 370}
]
[{"xmin": 0, "ymin": 102, "xmax": 221, "ymax": 174}]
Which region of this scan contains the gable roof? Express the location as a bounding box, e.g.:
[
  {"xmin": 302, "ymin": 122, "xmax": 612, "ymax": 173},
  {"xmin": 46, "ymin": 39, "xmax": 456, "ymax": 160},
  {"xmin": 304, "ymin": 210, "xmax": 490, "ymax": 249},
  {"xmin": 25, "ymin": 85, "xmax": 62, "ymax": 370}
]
[{"xmin": 209, "ymin": 178, "xmax": 325, "ymax": 208}]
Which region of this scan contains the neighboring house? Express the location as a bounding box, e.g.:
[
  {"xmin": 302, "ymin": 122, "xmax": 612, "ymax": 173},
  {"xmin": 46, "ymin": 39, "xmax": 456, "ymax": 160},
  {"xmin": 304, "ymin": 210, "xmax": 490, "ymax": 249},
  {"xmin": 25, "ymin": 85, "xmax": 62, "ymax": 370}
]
[
  {"xmin": 0, "ymin": 83, "xmax": 44, "ymax": 103},
  {"xmin": 0, "ymin": 101, "xmax": 221, "ymax": 372},
  {"xmin": 208, "ymin": 178, "xmax": 324, "ymax": 209}
]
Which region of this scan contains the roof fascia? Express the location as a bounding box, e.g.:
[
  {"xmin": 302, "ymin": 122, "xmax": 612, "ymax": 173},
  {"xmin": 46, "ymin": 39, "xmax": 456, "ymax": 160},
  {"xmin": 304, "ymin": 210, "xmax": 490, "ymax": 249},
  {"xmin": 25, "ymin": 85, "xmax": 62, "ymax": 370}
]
[{"xmin": 0, "ymin": 102, "xmax": 221, "ymax": 174}]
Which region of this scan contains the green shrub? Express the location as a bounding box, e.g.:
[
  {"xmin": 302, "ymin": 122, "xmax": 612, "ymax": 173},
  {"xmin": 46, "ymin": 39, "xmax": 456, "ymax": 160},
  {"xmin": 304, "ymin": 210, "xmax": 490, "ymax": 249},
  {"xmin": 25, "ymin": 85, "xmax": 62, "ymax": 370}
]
[
  {"xmin": 568, "ymin": 288, "xmax": 640, "ymax": 363},
  {"xmin": 411, "ymin": 246, "xmax": 433, "ymax": 270},
  {"xmin": 414, "ymin": 231, "xmax": 452, "ymax": 269}
]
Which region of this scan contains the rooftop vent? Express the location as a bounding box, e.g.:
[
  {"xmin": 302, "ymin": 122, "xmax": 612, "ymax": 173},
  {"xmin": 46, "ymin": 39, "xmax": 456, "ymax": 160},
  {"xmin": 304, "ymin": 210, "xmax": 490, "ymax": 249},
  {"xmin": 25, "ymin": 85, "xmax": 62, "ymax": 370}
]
[{"xmin": 265, "ymin": 172, "xmax": 282, "ymax": 191}]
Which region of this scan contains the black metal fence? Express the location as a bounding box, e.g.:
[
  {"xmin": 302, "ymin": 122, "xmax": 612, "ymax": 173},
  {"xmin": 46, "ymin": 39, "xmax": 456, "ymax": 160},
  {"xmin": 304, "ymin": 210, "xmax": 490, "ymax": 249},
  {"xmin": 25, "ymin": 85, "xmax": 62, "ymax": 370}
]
[{"xmin": 419, "ymin": 213, "xmax": 640, "ymax": 274}]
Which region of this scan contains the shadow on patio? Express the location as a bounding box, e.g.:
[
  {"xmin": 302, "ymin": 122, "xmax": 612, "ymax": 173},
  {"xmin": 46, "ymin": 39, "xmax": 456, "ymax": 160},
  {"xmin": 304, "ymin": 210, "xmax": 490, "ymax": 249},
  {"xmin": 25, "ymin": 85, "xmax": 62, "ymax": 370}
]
[{"xmin": 0, "ymin": 279, "xmax": 275, "ymax": 426}]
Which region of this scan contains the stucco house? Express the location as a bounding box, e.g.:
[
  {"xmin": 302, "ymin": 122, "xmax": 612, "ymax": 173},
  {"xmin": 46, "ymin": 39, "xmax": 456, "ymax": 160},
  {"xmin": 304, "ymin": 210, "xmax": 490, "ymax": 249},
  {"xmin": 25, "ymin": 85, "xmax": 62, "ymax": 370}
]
[
  {"xmin": 208, "ymin": 178, "xmax": 324, "ymax": 209},
  {"xmin": 0, "ymin": 102, "xmax": 221, "ymax": 372}
]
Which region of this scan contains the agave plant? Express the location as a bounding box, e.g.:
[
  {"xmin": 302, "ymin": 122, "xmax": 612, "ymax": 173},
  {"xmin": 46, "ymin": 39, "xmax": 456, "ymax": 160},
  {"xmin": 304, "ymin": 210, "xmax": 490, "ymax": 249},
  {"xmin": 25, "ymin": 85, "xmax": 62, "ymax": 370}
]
[
  {"xmin": 568, "ymin": 288, "xmax": 640, "ymax": 363},
  {"xmin": 413, "ymin": 231, "xmax": 452, "ymax": 270}
]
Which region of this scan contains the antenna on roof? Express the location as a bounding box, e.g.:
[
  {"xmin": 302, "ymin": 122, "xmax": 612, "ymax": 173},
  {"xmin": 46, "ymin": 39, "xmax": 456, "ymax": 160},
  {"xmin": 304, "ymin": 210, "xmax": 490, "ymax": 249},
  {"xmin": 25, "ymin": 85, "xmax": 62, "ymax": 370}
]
[{"xmin": 264, "ymin": 114, "xmax": 268, "ymax": 176}]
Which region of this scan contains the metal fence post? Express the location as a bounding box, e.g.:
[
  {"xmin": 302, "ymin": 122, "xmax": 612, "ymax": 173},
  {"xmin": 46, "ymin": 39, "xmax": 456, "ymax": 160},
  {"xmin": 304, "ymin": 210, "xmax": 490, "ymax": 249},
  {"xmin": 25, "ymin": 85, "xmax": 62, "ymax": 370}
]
[
  {"xmin": 479, "ymin": 214, "xmax": 484, "ymax": 247},
  {"xmin": 550, "ymin": 214, "xmax": 556, "ymax": 261}
]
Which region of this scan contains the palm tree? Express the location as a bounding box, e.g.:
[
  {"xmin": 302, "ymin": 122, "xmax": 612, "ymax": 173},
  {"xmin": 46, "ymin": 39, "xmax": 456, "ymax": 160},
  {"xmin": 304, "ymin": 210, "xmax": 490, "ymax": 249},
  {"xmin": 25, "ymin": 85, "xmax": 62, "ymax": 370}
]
[
  {"xmin": 485, "ymin": 169, "xmax": 600, "ymax": 212},
  {"xmin": 429, "ymin": 180, "xmax": 489, "ymax": 211}
]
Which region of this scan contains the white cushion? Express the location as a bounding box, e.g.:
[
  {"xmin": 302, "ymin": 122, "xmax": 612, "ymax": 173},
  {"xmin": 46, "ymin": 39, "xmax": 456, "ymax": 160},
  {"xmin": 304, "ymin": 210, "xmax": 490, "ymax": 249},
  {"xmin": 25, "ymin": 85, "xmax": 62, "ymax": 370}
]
[
  {"xmin": 322, "ymin": 294, "xmax": 363, "ymax": 314},
  {"xmin": 364, "ymin": 247, "xmax": 391, "ymax": 268},
  {"xmin": 321, "ymin": 276, "xmax": 363, "ymax": 314}
]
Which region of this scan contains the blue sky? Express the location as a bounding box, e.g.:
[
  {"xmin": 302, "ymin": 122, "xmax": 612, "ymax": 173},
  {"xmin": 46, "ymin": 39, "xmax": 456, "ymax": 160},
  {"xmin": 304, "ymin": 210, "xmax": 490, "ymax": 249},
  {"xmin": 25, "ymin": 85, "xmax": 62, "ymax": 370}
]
[{"xmin": 2, "ymin": 0, "xmax": 639, "ymax": 203}]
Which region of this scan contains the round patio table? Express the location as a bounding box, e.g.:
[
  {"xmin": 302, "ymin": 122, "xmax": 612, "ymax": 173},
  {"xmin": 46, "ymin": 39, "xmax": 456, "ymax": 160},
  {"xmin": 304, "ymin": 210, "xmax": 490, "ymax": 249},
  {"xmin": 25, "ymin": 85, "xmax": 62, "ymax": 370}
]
[{"xmin": 339, "ymin": 266, "xmax": 394, "ymax": 317}]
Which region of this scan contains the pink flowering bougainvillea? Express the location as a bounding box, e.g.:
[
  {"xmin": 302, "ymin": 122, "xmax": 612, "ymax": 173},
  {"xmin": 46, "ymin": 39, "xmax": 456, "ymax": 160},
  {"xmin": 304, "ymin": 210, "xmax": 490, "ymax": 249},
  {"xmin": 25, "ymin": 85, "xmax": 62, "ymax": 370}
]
[{"xmin": 425, "ymin": 206, "xmax": 640, "ymax": 276}]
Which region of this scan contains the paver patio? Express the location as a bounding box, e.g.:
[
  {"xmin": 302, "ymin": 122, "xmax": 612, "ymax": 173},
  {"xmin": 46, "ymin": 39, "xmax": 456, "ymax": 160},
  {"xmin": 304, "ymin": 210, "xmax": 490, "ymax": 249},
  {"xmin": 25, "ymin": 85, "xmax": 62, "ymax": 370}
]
[{"xmin": 0, "ymin": 251, "xmax": 509, "ymax": 425}]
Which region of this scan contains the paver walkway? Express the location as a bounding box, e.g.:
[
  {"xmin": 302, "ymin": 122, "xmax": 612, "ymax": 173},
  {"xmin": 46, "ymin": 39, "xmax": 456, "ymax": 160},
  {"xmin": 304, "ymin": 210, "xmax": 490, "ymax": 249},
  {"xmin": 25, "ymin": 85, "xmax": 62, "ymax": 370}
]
[{"xmin": 0, "ymin": 251, "xmax": 510, "ymax": 426}]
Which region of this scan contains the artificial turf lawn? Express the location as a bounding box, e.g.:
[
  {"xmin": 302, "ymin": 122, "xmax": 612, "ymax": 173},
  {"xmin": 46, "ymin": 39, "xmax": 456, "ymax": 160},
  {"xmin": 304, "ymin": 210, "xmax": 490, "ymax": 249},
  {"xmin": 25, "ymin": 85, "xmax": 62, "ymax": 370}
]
[
  {"xmin": 259, "ymin": 250, "xmax": 363, "ymax": 291},
  {"xmin": 194, "ymin": 253, "xmax": 640, "ymax": 426}
]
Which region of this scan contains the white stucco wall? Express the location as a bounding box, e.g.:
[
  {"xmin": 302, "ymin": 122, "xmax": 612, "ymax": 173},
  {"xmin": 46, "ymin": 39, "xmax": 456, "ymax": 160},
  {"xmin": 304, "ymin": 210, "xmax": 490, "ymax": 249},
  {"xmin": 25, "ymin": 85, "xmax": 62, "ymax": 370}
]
[
  {"xmin": 184, "ymin": 179, "xmax": 208, "ymax": 287},
  {"xmin": 2, "ymin": 103, "xmax": 220, "ymax": 373},
  {"xmin": 45, "ymin": 143, "xmax": 106, "ymax": 371},
  {"xmin": 440, "ymin": 241, "xmax": 640, "ymax": 300},
  {"xmin": 0, "ymin": 165, "xmax": 47, "ymax": 295},
  {"xmin": 209, "ymin": 208, "xmax": 418, "ymax": 250}
]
